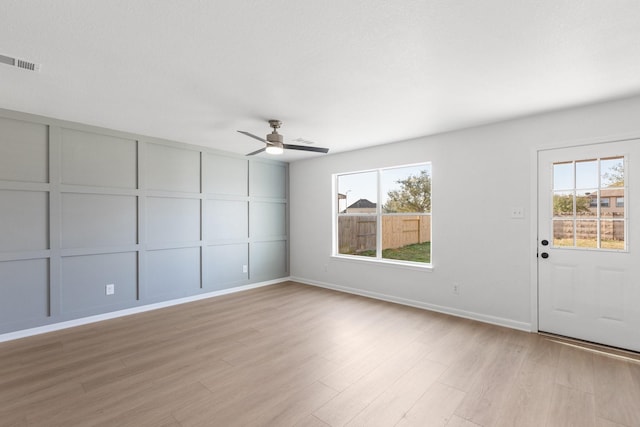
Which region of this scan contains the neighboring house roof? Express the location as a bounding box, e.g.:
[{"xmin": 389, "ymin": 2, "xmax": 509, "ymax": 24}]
[{"xmin": 347, "ymin": 199, "xmax": 376, "ymax": 209}]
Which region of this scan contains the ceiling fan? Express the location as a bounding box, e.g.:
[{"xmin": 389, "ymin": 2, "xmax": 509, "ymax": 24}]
[{"xmin": 237, "ymin": 120, "xmax": 329, "ymax": 156}]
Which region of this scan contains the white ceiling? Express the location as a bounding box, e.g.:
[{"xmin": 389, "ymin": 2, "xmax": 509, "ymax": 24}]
[{"xmin": 2, "ymin": 1, "xmax": 640, "ymax": 161}]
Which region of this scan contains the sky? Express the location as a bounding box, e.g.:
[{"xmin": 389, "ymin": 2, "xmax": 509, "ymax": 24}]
[
  {"xmin": 553, "ymin": 157, "xmax": 624, "ymax": 191},
  {"xmin": 337, "ymin": 163, "xmax": 431, "ymax": 210}
]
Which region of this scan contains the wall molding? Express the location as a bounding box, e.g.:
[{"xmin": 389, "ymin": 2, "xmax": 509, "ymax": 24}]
[
  {"xmin": 0, "ymin": 278, "xmax": 286, "ymax": 343},
  {"xmin": 291, "ymin": 276, "xmax": 533, "ymax": 333},
  {"xmin": 0, "ymin": 108, "xmax": 290, "ymax": 336}
]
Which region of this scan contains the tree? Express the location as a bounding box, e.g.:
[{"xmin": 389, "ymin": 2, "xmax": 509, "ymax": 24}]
[
  {"xmin": 603, "ymin": 163, "xmax": 624, "ymax": 187},
  {"xmin": 553, "ymin": 194, "xmax": 590, "ymax": 215},
  {"xmin": 383, "ymin": 170, "xmax": 431, "ymax": 213}
]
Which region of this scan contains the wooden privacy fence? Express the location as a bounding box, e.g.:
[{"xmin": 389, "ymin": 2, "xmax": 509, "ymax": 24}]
[
  {"xmin": 338, "ymin": 215, "xmax": 431, "ymax": 254},
  {"xmin": 553, "ymin": 220, "xmax": 624, "ymax": 241}
]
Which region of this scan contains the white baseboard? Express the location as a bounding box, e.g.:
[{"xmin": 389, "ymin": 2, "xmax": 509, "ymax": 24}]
[
  {"xmin": 0, "ymin": 278, "xmax": 286, "ymax": 343},
  {"xmin": 290, "ymin": 276, "xmax": 532, "ymax": 332},
  {"xmin": 1, "ymin": 276, "xmax": 532, "ymax": 343}
]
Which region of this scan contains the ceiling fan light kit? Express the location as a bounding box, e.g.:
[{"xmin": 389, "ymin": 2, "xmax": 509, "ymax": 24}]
[
  {"xmin": 238, "ymin": 119, "xmax": 329, "ymax": 156},
  {"xmin": 265, "ymin": 144, "xmax": 284, "ymax": 155}
]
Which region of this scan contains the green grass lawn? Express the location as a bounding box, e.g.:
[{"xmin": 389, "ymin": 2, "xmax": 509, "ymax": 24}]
[
  {"xmin": 553, "ymin": 238, "xmax": 624, "ymax": 249},
  {"xmin": 357, "ymin": 241, "xmax": 431, "ymax": 263}
]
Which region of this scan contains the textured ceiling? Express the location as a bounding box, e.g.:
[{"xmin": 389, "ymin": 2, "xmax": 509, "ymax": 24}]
[{"xmin": 2, "ymin": 1, "xmax": 640, "ymax": 161}]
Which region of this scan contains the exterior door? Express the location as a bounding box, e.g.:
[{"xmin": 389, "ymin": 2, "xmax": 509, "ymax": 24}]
[{"xmin": 538, "ymin": 140, "xmax": 640, "ymax": 352}]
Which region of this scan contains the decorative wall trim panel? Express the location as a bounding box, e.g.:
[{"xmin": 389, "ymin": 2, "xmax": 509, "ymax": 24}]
[{"xmin": 0, "ymin": 108, "xmax": 289, "ymax": 335}]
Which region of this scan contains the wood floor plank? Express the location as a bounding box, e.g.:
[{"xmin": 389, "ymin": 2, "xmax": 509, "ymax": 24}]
[
  {"xmin": 445, "ymin": 415, "xmax": 482, "ymax": 427},
  {"xmin": 546, "ymin": 383, "xmax": 596, "ymax": 427},
  {"xmin": 293, "ymin": 414, "xmax": 332, "ymax": 427},
  {"xmin": 596, "ymin": 418, "xmax": 627, "ymax": 427},
  {"xmin": 178, "ymin": 356, "xmax": 338, "ymax": 426},
  {"xmin": 344, "ymin": 358, "xmax": 448, "ymax": 427},
  {"xmin": 593, "ymin": 355, "xmax": 640, "ymax": 426},
  {"xmin": 317, "ymin": 318, "xmax": 426, "ymax": 393},
  {"xmin": 555, "ymin": 344, "xmax": 595, "ymax": 393},
  {"xmin": 494, "ymin": 343, "xmax": 559, "ymax": 427},
  {"xmin": 424, "ymin": 319, "xmax": 487, "ymax": 367},
  {"xmin": 38, "ymin": 358, "xmax": 231, "ymax": 426},
  {"xmin": 521, "ymin": 334, "xmax": 563, "ymax": 367},
  {"xmin": 253, "ymin": 381, "xmax": 339, "ymax": 427},
  {"xmin": 178, "ymin": 380, "xmax": 338, "ymax": 427},
  {"xmin": 0, "ymin": 355, "xmax": 121, "ymax": 407},
  {"xmin": 313, "ymin": 340, "xmax": 431, "ymax": 426},
  {"xmin": 437, "ymin": 323, "xmax": 508, "ymax": 392},
  {"xmin": 88, "ymin": 381, "xmax": 213, "ymax": 427},
  {"xmin": 1, "ymin": 380, "xmax": 85, "ymax": 423},
  {"xmin": 453, "ymin": 340, "xmax": 527, "ymax": 426},
  {"xmin": 395, "ymin": 381, "xmax": 466, "ymax": 427},
  {"xmin": 0, "ymin": 412, "xmax": 27, "ymax": 427}
]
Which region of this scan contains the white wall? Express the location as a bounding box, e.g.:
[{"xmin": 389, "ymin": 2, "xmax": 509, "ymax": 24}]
[{"xmin": 289, "ymin": 95, "xmax": 640, "ymax": 331}]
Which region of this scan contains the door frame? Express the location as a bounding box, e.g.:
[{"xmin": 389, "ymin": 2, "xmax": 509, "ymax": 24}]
[{"xmin": 529, "ymin": 132, "xmax": 640, "ymax": 334}]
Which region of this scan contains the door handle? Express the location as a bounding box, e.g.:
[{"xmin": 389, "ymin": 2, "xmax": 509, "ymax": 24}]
[
  {"xmin": 541, "ymin": 252, "xmax": 549, "ymax": 259},
  {"xmin": 541, "ymin": 239, "xmax": 549, "ymax": 246}
]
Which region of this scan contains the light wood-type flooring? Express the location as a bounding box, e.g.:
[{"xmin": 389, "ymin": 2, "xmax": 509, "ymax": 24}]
[{"xmin": 1, "ymin": 281, "xmax": 640, "ymax": 427}]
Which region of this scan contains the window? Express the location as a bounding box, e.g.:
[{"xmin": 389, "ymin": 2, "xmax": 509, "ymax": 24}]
[
  {"xmin": 335, "ymin": 163, "xmax": 432, "ymax": 265},
  {"xmin": 552, "ymin": 156, "xmax": 625, "ymax": 250}
]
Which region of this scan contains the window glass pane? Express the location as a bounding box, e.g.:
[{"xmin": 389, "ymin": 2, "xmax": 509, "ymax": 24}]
[
  {"xmin": 576, "ymin": 159, "xmax": 598, "ymax": 189},
  {"xmin": 601, "ymin": 220, "xmax": 624, "ymax": 250},
  {"xmin": 576, "ymin": 190, "xmax": 596, "ymax": 218},
  {"xmin": 381, "ymin": 165, "xmax": 431, "ymax": 213},
  {"xmin": 553, "ymin": 191, "xmax": 574, "ymax": 217},
  {"xmin": 381, "ymin": 214, "xmax": 430, "ymax": 263},
  {"xmin": 576, "ymin": 220, "xmax": 597, "ymax": 248},
  {"xmin": 553, "ymin": 162, "xmax": 573, "ymax": 190},
  {"xmin": 337, "ymin": 171, "xmax": 377, "ymax": 214},
  {"xmin": 601, "ymin": 192, "xmax": 624, "ymax": 218},
  {"xmin": 553, "ymin": 220, "xmax": 574, "ymax": 247},
  {"xmin": 601, "ymin": 157, "xmax": 624, "ymax": 188},
  {"xmin": 337, "ymin": 215, "xmax": 377, "ymax": 257},
  {"xmin": 600, "ymin": 157, "xmax": 624, "ymax": 219}
]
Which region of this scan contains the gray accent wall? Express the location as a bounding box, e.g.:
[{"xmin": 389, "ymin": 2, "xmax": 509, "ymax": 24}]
[{"xmin": 0, "ymin": 109, "xmax": 289, "ymax": 334}]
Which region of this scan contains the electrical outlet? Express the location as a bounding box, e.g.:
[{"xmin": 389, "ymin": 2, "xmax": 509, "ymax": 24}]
[
  {"xmin": 511, "ymin": 207, "xmax": 524, "ymax": 219},
  {"xmin": 105, "ymin": 283, "xmax": 115, "ymax": 296},
  {"xmin": 242, "ymin": 265, "xmax": 248, "ymax": 273},
  {"xmin": 453, "ymin": 282, "xmax": 460, "ymax": 295}
]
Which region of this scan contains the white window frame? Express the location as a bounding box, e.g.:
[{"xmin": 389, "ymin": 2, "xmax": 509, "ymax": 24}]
[{"xmin": 332, "ymin": 162, "xmax": 432, "ymax": 269}]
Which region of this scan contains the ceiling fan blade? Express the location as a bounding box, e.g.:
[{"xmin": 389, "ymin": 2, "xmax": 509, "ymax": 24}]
[
  {"xmin": 246, "ymin": 147, "xmax": 266, "ymax": 156},
  {"xmin": 237, "ymin": 130, "xmax": 267, "ymax": 143},
  {"xmin": 283, "ymin": 144, "xmax": 329, "ymax": 153}
]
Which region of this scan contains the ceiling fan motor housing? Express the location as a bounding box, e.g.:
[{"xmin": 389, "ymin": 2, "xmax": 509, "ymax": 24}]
[{"xmin": 267, "ymin": 132, "xmax": 284, "ymax": 144}]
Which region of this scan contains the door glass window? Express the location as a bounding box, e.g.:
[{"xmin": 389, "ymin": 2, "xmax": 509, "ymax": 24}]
[{"xmin": 552, "ymin": 156, "xmax": 626, "ymax": 250}]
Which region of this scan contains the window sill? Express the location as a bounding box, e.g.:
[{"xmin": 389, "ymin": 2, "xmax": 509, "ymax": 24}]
[{"xmin": 330, "ymin": 254, "xmax": 433, "ymax": 272}]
